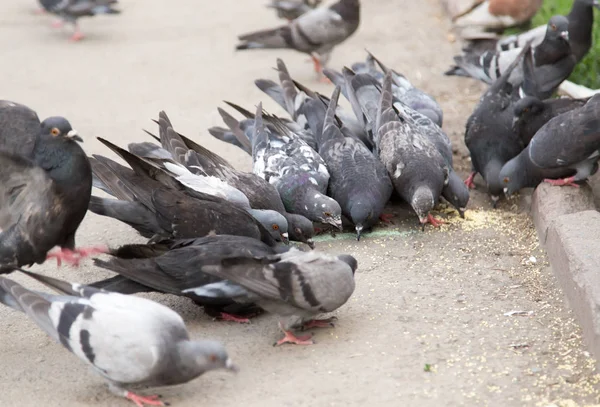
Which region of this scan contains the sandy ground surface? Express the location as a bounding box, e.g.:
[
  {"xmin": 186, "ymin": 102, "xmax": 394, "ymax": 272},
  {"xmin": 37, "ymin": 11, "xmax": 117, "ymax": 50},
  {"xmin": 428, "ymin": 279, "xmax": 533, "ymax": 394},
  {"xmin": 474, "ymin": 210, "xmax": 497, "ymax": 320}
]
[{"xmin": 1, "ymin": 0, "xmax": 600, "ymax": 406}]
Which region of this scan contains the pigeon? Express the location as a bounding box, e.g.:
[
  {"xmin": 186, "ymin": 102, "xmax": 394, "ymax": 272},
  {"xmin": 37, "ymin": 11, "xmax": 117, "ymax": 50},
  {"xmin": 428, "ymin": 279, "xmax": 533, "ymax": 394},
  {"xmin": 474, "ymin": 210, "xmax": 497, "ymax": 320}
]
[
  {"xmin": 92, "ymin": 234, "xmax": 292, "ymax": 323},
  {"xmin": 88, "ymin": 138, "xmax": 282, "ymax": 246},
  {"xmin": 446, "ymin": 16, "xmax": 575, "ymax": 96},
  {"xmin": 184, "ymin": 247, "xmax": 357, "ymax": 346},
  {"xmin": 452, "ymin": 0, "xmax": 543, "ymax": 31},
  {"xmin": 0, "ymin": 115, "xmax": 104, "ymax": 271},
  {"xmin": 0, "ymin": 100, "xmax": 40, "ymax": 157},
  {"xmin": 247, "ymin": 104, "xmax": 343, "ymax": 229},
  {"xmin": 511, "ymin": 95, "xmax": 590, "ymax": 146},
  {"xmin": 268, "ymin": 0, "xmax": 323, "ymax": 21},
  {"xmin": 149, "ymin": 111, "xmax": 315, "ymax": 247},
  {"xmin": 463, "ymin": 42, "xmax": 532, "ymax": 205},
  {"xmin": 0, "ymin": 269, "xmax": 237, "ymax": 407},
  {"xmin": 493, "ymin": 0, "xmax": 600, "ymax": 63},
  {"xmin": 504, "ymin": 93, "xmax": 600, "ymax": 190},
  {"xmin": 304, "ymin": 86, "xmax": 393, "ymax": 239},
  {"xmin": 374, "ymin": 72, "xmax": 450, "ymax": 228},
  {"xmin": 235, "ymin": 0, "xmax": 360, "ymax": 76},
  {"xmin": 38, "ymin": 0, "xmax": 120, "ymax": 41}
]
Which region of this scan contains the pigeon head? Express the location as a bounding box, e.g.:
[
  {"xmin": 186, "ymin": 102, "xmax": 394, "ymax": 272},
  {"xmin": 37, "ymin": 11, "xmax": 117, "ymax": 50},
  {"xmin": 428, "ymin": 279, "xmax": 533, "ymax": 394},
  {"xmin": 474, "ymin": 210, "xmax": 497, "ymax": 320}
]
[
  {"xmin": 349, "ymin": 201, "xmax": 375, "ymax": 241},
  {"xmin": 337, "ymin": 254, "xmax": 358, "ymax": 276},
  {"xmin": 545, "ymin": 15, "xmax": 570, "ymax": 43},
  {"xmin": 443, "ymin": 172, "xmax": 470, "ymax": 218},
  {"xmin": 512, "ymin": 96, "xmax": 545, "ymax": 132},
  {"xmin": 183, "ymin": 340, "xmax": 238, "ymax": 374},
  {"xmin": 411, "ymin": 186, "xmax": 435, "ymax": 227},
  {"xmin": 40, "ymin": 116, "xmax": 82, "ymax": 142},
  {"xmin": 309, "ymin": 192, "xmax": 343, "ymax": 230},
  {"xmin": 248, "ymin": 209, "xmax": 289, "ymax": 243},
  {"xmin": 576, "ymin": 0, "xmax": 600, "ymax": 10},
  {"xmin": 482, "ymin": 159, "xmax": 504, "ymax": 206},
  {"xmin": 286, "ymin": 213, "xmax": 315, "ymax": 249},
  {"xmin": 499, "ymin": 154, "xmax": 525, "ymax": 196}
]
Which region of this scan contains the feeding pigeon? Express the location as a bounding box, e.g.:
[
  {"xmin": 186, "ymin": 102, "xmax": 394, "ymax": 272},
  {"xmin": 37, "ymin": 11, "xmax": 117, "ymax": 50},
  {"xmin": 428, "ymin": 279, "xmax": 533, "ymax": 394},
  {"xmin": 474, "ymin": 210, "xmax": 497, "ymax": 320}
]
[
  {"xmin": 463, "ymin": 42, "xmax": 532, "ymax": 205},
  {"xmin": 268, "ymin": 0, "xmax": 323, "ymax": 21},
  {"xmin": 236, "ymin": 0, "xmax": 360, "ymax": 76},
  {"xmin": 490, "ymin": 0, "xmax": 600, "ymax": 63},
  {"xmin": 184, "ymin": 247, "xmax": 357, "ymax": 346},
  {"xmin": 452, "ymin": 0, "xmax": 543, "ymax": 31},
  {"xmin": 446, "ymin": 15, "xmax": 576, "ymax": 97},
  {"xmin": 92, "ymin": 234, "xmax": 293, "ymax": 323},
  {"xmin": 88, "ymin": 138, "xmax": 282, "ymax": 246},
  {"xmin": 502, "ymin": 93, "xmax": 600, "ymax": 193},
  {"xmin": 0, "ymin": 114, "xmax": 103, "ymax": 271},
  {"xmin": 511, "ymin": 95, "xmax": 590, "ymax": 146},
  {"xmin": 303, "ymin": 86, "xmax": 393, "ymax": 239},
  {"xmin": 148, "ymin": 111, "xmax": 315, "ymax": 247},
  {"xmin": 245, "ymin": 104, "xmax": 343, "ymax": 229},
  {"xmin": 0, "ymin": 269, "xmax": 237, "ymax": 407},
  {"xmin": 38, "ymin": 0, "xmax": 120, "ymax": 41}
]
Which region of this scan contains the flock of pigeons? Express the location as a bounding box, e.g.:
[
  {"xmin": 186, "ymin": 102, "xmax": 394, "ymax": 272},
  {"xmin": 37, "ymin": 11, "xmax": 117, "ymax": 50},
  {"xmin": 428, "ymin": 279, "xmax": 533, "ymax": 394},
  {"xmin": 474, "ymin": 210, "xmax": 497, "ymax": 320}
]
[{"xmin": 3, "ymin": 0, "xmax": 600, "ymax": 406}]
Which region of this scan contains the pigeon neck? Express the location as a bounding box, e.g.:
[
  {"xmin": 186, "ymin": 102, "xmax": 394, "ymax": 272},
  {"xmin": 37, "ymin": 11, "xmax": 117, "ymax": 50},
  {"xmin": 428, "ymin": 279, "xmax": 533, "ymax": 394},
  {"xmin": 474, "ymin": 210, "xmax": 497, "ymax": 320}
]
[
  {"xmin": 482, "ymin": 160, "xmax": 504, "ymax": 197},
  {"xmin": 168, "ymin": 341, "xmax": 213, "ymax": 384},
  {"xmin": 331, "ymin": 0, "xmax": 360, "ymax": 24},
  {"xmin": 33, "ymin": 136, "xmax": 92, "ymax": 191}
]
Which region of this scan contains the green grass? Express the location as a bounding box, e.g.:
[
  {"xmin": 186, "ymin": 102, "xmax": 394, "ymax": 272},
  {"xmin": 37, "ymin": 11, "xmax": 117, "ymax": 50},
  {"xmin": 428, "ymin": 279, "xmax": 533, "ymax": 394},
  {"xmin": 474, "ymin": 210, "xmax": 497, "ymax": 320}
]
[{"xmin": 528, "ymin": 0, "xmax": 600, "ymax": 89}]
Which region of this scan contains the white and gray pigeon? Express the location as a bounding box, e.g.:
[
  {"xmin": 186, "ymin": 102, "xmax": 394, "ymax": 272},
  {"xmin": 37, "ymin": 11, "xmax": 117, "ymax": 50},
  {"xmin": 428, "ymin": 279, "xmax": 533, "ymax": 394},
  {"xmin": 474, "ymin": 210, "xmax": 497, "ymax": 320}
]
[
  {"xmin": 446, "ymin": 16, "xmax": 576, "ymax": 99},
  {"xmin": 501, "ymin": 93, "xmax": 600, "ymax": 193},
  {"xmin": 38, "ymin": 0, "xmax": 120, "ymax": 41},
  {"xmin": 374, "ymin": 72, "xmax": 449, "ymax": 228},
  {"xmin": 236, "ymin": 0, "xmax": 360, "ymax": 76},
  {"xmin": 303, "ymin": 86, "xmax": 392, "ymax": 239},
  {"xmin": 268, "ymin": 0, "xmax": 323, "ymax": 21},
  {"xmin": 184, "ymin": 247, "xmax": 357, "ymax": 346},
  {"xmin": 244, "ymin": 103, "xmax": 343, "ymax": 229},
  {"xmin": 0, "ymin": 270, "xmax": 237, "ymax": 407}
]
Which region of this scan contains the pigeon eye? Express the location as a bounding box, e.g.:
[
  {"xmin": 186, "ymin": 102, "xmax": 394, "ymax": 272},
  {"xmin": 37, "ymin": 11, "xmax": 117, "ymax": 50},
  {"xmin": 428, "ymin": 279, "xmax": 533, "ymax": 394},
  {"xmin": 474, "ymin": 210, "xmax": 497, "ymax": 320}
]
[
  {"xmin": 209, "ymin": 354, "xmax": 218, "ymax": 363},
  {"xmin": 323, "ymin": 212, "xmax": 332, "ymax": 217},
  {"xmin": 295, "ymin": 228, "xmax": 302, "ymax": 234},
  {"xmin": 503, "ymin": 177, "xmax": 510, "ymax": 183},
  {"xmin": 50, "ymin": 127, "xmax": 60, "ymax": 136},
  {"xmin": 272, "ymin": 224, "xmax": 279, "ymax": 231},
  {"xmin": 551, "ymin": 24, "xmax": 556, "ymax": 31}
]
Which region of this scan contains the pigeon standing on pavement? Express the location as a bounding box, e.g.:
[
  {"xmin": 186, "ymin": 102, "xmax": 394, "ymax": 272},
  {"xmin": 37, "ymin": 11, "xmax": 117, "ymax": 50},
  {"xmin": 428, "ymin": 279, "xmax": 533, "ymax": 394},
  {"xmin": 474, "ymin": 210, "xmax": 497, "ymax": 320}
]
[
  {"xmin": 38, "ymin": 0, "xmax": 120, "ymax": 41},
  {"xmin": 0, "ymin": 270, "xmax": 237, "ymax": 407},
  {"xmin": 186, "ymin": 248, "xmax": 357, "ymax": 346},
  {"xmin": 236, "ymin": 0, "xmax": 360, "ymax": 76},
  {"xmin": 268, "ymin": 0, "xmax": 323, "ymax": 21},
  {"xmin": 305, "ymin": 86, "xmax": 393, "ymax": 240}
]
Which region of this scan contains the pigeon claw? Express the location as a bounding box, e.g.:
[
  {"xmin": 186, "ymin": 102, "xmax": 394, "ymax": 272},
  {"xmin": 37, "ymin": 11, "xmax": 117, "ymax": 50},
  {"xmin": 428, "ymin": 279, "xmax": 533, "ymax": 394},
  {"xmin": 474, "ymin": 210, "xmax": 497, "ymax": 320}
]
[
  {"xmin": 543, "ymin": 176, "xmax": 580, "ymax": 188},
  {"xmin": 464, "ymin": 172, "xmax": 477, "ymax": 189},
  {"xmin": 46, "ymin": 246, "xmax": 108, "ymax": 267},
  {"xmin": 217, "ymin": 312, "xmax": 251, "ymax": 324},
  {"xmin": 274, "ymin": 322, "xmax": 314, "ymax": 346},
  {"xmin": 427, "ymin": 213, "xmax": 445, "ymax": 228},
  {"xmin": 125, "ymin": 392, "xmax": 166, "ymax": 407},
  {"xmin": 301, "ymin": 316, "xmax": 338, "ymax": 330},
  {"xmin": 379, "ymin": 213, "xmax": 394, "ymax": 224},
  {"xmin": 70, "ymin": 30, "xmax": 85, "ymax": 42},
  {"xmin": 51, "ymin": 20, "xmax": 64, "ymax": 28}
]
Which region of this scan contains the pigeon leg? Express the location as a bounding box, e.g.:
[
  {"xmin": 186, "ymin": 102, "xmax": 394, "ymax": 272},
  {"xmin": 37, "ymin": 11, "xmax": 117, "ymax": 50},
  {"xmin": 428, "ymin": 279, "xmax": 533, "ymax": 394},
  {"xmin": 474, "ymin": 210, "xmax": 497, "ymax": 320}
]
[
  {"xmin": 274, "ymin": 322, "xmax": 314, "ymax": 346},
  {"xmin": 301, "ymin": 316, "xmax": 338, "ymax": 330},
  {"xmin": 379, "ymin": 213, "xmax": 394, "ymax": 224},
  {"xmin": 464, "ymin": 172, "xmax": 477, "ymax": 189},
  {"xmin": 46, "ymin": 248, "xmax": 80, "ymax": 267},
  {"xmin": 217, "ymin": 312, "xmax": 251, "ymax": 324},
  {"xmin": 70, "ymin": 26, "xmax": 85, "ymax": 42},
  {"xmin": 125, "ymin": 392, "xmax": 165, "ymax": 407},
  {"xmin": 543, "ymin": 176, "xmax": 580, "ymax": 188},
  {"xmin": 73, "ymin": 245, "xmax": 109, "ymax": 259},
  {"xmin": 311, "ymin": 54, "xmax": 322, "ymax": 74},
  {"xmin": 427, "ymin": 213, "xmax": 445, "ymax": 228}
]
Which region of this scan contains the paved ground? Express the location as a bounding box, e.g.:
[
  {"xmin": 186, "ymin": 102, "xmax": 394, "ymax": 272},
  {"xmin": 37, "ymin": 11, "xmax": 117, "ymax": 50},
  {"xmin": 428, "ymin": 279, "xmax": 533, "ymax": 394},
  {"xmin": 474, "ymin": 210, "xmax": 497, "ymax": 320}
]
[{"xmin": 1, "ymin": 0, "xmax": 600, "ymax": 406}]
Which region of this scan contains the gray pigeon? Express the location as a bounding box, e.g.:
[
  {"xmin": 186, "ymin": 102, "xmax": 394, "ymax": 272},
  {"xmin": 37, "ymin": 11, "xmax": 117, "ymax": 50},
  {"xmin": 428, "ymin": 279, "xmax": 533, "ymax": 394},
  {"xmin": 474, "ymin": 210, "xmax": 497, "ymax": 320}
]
[
  {"xmin": 184, "ymin": 247, "xmax": 357, "ymax": 346},
  {"xmin": 38, "ymin": 0, "xmax": 120, "ymax": 41},
  {"xmin": 375, "ymin": 72, "xmax": 449, "ymax": 228},
  {"xmin": 446, "ymin": 16, "xmax": 575, "ymax": 98},
  {"xmin": 503, "ymin": 93, "xmax": 600, "ymax": 191},
  {"xmin": 247, "ymin": 104, "xmax": 342, "ymax": 229},
  {"xmin": 304, "ymin": 86, "xmax": 392, "ymax": 239},
  {"xmin": 0, "ymin": 270, "xmax": 237, "ymax": 407},
  {"xmin": 268, "ymin": 0, "xmax": 322, "ymax": 21},
  {"xmin": 492, "ymin": 0, "xmax": 600, "ymax": 63},
  {"xmin": 236, "ymin": 0, "xmax": 360, "ymax": 76}
]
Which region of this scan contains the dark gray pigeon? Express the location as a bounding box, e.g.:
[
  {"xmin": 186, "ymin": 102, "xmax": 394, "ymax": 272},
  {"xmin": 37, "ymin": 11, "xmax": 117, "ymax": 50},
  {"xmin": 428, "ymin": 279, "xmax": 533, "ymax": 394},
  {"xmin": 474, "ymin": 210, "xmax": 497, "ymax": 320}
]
[
  {"xmin": 185, "ymin": 247, "xmax": 357, "ymax": 346},
  {"xmin": 492, "ymin": 0, "xmax": 600, "ymax": 63},
  {"xmin": 150, "ymin": 112, "xmax": 315, "ymax": 247},
  {"xmin": 463, "ymin": 42, "xmax": 532, "ymax": 206},
  {"xmin": 92, "ymin": 234, "xmax": 292, "ymax": 323},
  {"xmin": 247, "ymin": 104, "xmax": 342, "ymax": 229},
  {"xmin": 446, "ymin": 16, "xmax": 575, "ymax": 97},
  {"xmin": 501, "ymin": 94, "xmax": 600, "ymax": 192},
  {"xmin": 236, "ymin": 0, "xmax": 360, "ymax": 76},
  {"xmin": 304, "ymin": 86, "xmax": 392, "ymax": 239},
  {"xmin": 38, "ymin": 0, "xmax": 120, "ymax": 41},
  {"xmin": 375, "ymin": 72, "xmax": 449, "ymax": 228},
  {"xmin": 0, "ymin": 116, "xmax": 101, "ymax": 271},
  {"xmin": 511, "ymin": 95, "xmax": 589, "ymax": 146},
  {"xmin": 268, "ymin": 0, "xmax": 322, "ymax": 21},
  {"xmin": 0, "ymin": 270, "xmax": 237, "ymax": 407}
]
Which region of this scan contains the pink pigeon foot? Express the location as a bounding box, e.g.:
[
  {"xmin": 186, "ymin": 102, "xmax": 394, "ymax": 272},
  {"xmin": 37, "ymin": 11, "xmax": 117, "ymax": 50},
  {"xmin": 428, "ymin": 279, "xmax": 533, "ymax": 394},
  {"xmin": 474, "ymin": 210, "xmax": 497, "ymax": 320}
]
[
  {"xmin": 51, "ymin": 20, "xmax": 64, "ymax": 28},
  {"xmin": 218, "ymin": 312, "xmax": 251, "ymax": 324},
  {"xmin": 274, "ymin": 322, "xmax": 314, "ymax": 346},
  {"xmin": 125, "ymin": 392, "xmax": 166, "ymax": 407},
  {"xmin": 70, "ymin": 30, "xmax": 85, "ymax": 41},
  {"xmin": 379, "ymin": 213, "xmax": 394, "ymax": 224},
  {"xmin": 46, "ymin": 246, "xmax": 108, "ymax": 267},
  {"xmin": 543, "ymin": 176, "xmax": 579, "ymax": 188},
  {"xmin": 301, "ymin": 316, "xmax": 338, "ymax": 330},
  {"xmin": 464, "ymin": 171, "xmax": 477, "ymax": 189}
]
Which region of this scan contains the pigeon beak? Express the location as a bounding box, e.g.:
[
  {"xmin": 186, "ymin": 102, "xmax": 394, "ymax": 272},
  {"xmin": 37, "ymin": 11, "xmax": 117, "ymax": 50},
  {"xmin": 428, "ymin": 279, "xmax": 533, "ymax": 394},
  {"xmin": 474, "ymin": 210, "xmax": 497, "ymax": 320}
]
[
  {"xmin": 225, "ymin": 358, "xmax": 239, "ymax": 373},
  {"xmin": 326, "ymin": 218, "xmax": 343, "ymax": 231},
  {"xmin": 306, "ymin": 239, "xmax": 315, "ymax": 250},
  {"xmin": 355, "ymin": 225, "xmax": 363, "ymax": 241},
  {"xmin": 560, "ymin": 31, "xmax": 569, "ymax": 41},
  {"xmin": 419, "ymin": 217, "xmax": 427, "ymax": 231},
  {"xmin": 491, "ymin": 195, "xmax": 500, "ymax": 209},
  {"xmin": 67, "ymin": 129, "xmax": 83, "ymax": 142},
  {"xmin": 458, "ymin": 208, "xmax": 466, "ymax": 219},
  {"xmin": 503, "ymin": 187, "xmax": 510, "ymax": 197},
  {"xmin": 280, "ymin": 232, "xmax": 289, "ymax": 245}
]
